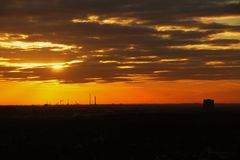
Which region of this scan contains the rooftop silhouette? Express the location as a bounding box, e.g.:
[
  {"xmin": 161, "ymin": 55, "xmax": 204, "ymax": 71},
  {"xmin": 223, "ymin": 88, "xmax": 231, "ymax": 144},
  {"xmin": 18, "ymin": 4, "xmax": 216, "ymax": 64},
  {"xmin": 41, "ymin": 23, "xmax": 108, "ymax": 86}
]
[{"xmin": 203, "ymin": 99, "xmax": 215, "ymax": 111}]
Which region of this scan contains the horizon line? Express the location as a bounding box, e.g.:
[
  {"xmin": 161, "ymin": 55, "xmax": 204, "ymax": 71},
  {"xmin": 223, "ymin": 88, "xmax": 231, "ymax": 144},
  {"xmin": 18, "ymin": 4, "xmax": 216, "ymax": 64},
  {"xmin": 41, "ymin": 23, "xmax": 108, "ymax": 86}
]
[{"xmin": 0, "ymin": 103, "xmax": 240, "ymax": 107}]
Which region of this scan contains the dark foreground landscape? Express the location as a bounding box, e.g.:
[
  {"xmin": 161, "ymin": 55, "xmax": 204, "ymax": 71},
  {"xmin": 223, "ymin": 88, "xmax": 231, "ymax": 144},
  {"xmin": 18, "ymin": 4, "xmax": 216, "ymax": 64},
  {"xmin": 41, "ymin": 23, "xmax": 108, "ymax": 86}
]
[{"xmin": 1, "ymin": 104, "xmax": 240, "ymax": 160}]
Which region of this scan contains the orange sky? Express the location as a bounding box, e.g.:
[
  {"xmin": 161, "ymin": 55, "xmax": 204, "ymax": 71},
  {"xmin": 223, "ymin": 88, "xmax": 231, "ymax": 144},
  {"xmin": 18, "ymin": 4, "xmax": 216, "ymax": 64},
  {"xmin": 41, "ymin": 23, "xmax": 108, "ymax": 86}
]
[
  {"xmin": 0, "ymin": 0, "xmax": 240, "ymax": 105},
  {"xmin": 1, "ymin": 80, "xmax": 239, "ymax": 105}
]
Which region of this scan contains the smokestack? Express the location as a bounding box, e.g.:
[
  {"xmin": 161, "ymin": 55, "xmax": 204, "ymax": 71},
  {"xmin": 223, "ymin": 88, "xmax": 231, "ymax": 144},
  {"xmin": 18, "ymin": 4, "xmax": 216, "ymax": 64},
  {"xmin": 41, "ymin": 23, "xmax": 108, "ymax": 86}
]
[{"xmin": 95, "ymin": 96, "xmax": 97, "ymax": 105}]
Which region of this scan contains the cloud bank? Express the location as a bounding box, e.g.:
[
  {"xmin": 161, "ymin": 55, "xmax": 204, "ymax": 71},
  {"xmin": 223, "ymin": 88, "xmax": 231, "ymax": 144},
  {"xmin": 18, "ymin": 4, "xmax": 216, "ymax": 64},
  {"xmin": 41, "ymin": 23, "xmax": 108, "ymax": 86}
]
[{"xmin": 0, "ymin": 0, "xmax": 239, "ymax": 83}]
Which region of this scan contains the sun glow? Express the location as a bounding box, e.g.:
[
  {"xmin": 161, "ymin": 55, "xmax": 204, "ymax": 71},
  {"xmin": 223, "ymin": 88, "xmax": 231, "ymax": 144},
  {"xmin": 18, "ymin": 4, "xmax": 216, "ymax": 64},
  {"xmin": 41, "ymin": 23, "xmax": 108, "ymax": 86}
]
[{"xmin": 52, "ymin": 65, "xmax": 65, "ymax": 70}]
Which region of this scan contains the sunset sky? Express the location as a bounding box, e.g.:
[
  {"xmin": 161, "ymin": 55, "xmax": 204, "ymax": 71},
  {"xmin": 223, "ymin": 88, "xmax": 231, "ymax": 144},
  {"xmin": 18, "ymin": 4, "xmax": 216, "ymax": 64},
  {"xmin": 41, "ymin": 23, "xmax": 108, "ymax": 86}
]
[{"xmin": 0, "ymin": 0, "xmax": 240, "ymax": 105}]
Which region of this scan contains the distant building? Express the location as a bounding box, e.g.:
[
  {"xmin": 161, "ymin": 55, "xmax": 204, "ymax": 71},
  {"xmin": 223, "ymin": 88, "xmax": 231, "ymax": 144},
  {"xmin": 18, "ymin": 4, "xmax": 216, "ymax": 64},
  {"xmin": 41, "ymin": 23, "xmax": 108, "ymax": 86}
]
[
  {"xmin": 94, "ymin": 96, "xmax": 97, "ymax": 105},
  {"xmin": 203, "ymin": 99, "xmax": 215, "ymax": 111}
]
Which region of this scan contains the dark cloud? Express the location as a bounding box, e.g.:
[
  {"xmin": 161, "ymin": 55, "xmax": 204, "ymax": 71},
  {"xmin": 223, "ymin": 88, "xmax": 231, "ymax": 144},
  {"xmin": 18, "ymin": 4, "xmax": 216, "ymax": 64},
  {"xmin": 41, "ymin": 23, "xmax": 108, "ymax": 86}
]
[{"xmin": 0, "ymin": 0, "xmax": 239, "ymax": 83}]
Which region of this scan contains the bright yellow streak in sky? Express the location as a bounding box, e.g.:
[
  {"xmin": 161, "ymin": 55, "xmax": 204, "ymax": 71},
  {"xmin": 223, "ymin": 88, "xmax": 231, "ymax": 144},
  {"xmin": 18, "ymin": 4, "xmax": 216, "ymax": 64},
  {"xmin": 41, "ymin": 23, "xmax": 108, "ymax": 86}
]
[
  {"xmin": 72, "ymin": 15, "xmax": 144, "ymax": 26},
  {"xmin": 0, "ymin": 41, "xmax": 80, "ymax": 51},
  {"xmin": 0, "ymin": 60, "xmax": 83, "ymax": 69},
  {"xmin": 155, "ymin": 25, "xmax": 202, "ymax": 32},
  {"xmin": 205, "ymin": 61, "xmax": 225, "ymax": 66},
  {"xmin": 117, "ymin": 66, "xmax": 135, "ymax": 69},
  {"xmin": 196, "ymin": 15, "xmax": 240, "ymax": 26},
  {"xmin": 209, "ymin": 31, "xmax": 240, "ymax": 40},
  {"xmin": 169, "ymin": 43, "xmax": 240, "ymax": 50}
]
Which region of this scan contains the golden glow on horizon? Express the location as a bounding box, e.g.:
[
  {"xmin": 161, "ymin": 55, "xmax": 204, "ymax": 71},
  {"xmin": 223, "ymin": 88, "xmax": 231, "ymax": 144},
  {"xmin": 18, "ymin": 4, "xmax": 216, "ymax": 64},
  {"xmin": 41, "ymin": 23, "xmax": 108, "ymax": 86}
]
[{"xmin": 0, "ymin": 80, "xmax": 240, "ymax": 105}]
